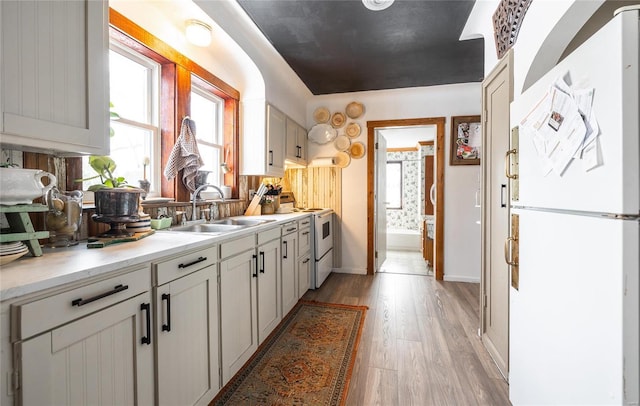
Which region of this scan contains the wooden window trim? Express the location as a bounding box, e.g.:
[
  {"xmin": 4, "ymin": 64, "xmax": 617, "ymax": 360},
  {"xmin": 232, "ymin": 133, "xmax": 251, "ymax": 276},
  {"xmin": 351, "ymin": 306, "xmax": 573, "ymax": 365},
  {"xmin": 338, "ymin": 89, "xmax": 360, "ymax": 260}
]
[{"xmin": 108, "ymin": 8, "xmax": 240, "ymax": 201}]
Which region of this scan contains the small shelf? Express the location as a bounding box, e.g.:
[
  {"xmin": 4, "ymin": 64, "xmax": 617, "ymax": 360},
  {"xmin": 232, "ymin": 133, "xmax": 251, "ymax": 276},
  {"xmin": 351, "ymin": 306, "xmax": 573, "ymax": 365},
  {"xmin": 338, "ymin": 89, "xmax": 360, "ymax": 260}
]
[{"xmin": 0, "ymin": 204, "xmax": 49, "ymax": 256}]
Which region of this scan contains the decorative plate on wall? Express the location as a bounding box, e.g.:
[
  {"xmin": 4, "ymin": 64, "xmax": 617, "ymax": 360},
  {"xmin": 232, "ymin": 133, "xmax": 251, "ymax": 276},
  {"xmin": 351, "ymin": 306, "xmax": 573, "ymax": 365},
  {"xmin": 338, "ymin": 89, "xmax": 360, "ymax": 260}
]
[
  {"xmin": 334, "ymin": 151, "xmax": 351, "ymax": 168},
  {"xmin": 313, "ymin": 107, "xmax": 330, "ymax": 123},
  {"xmin": 308, "ymin": 123, "xmax": 338, "ymax": 144},
  {"xmin": 330, "ymin": 112, "xmax": 346, "ymax": 128},
  {"xmin": 349, "ymin": 142, "xmax": 366, "ymax": 159},
  {"xmin": 346, "ymin": 102, "xmax": 364, "ymax": 119},
  {"xmin": 345, "ymin": 122, "xmax": 361, "ymax": 138},
  {"xmin": 334, "ymin": 134, "xmax": 351, "ymax": 151}
]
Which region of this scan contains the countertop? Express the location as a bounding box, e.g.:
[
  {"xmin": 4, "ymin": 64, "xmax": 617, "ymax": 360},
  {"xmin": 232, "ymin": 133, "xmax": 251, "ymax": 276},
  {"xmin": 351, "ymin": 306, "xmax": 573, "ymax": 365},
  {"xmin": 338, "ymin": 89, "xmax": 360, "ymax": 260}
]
[{"xmin": 0, "ymin": 212, "xmax": 311, "ymax": 302}]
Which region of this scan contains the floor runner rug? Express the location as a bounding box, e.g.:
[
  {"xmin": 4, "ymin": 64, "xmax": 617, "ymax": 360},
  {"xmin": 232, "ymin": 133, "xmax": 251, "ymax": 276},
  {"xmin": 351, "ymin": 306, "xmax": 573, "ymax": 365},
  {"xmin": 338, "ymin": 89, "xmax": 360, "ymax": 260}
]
[{"xmin": 211, "ymin": 300, "xmax": 368, "ymax": 405}]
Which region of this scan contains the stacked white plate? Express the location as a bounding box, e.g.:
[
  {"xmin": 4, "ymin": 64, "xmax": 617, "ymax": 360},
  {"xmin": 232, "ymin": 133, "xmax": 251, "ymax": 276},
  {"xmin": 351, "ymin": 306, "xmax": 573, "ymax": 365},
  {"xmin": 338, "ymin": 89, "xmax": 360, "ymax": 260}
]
[
  {"xmin": 126, "ymin": 214, "xmax": 151, "ymax": 233},
  {"xmin": 0, "ymin": 241, "xmax": 29, "ymax": 265}
]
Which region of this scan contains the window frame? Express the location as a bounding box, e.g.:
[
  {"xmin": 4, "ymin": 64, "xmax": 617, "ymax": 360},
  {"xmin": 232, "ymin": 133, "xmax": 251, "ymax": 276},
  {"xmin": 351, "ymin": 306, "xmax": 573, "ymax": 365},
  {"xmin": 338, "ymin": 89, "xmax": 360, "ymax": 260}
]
[
  {"xmin": 190, "ymin": 81, "xmax": 225, "ymax": 186},
  {"xmin": 107, "ymin": 8, "xmax": 240, "ymax": 202}
]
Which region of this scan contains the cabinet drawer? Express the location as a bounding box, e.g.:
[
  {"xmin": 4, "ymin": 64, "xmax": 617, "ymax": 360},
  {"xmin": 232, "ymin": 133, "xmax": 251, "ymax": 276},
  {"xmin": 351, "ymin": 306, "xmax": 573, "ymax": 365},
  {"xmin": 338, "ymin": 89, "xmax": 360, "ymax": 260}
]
[
  {"xmin": 257, "ymin": 226, "xmax": 281, "ymax": 245},
  {"xmin": 298, "ymin": 226, "xmax": 311, "ymax": 257},
  {"xmin": 220, "ymin": 234, "xmax": 255, "ymax": 259},
  {"xmin": 155, "ymin": 246, "xmax": 217, "ymax": 286},
  {"xmin": 297, "ymin": 217, "xmax": 311, "ymax": 229},
  {"xmin": 13, "ymin": 266, "xmax": 150, "ymax": 341},
  {"xmin": 281, "ymin": 221, "xmax": 298, "ymax": 236}
]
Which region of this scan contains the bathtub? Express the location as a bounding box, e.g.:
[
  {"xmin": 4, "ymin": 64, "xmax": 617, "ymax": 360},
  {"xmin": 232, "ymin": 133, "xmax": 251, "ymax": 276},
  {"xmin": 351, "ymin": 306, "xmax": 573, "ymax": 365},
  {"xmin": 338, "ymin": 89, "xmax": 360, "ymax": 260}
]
[{"xmin": 386, "ymin": 228, "xmax": 421, "ymax": 251}]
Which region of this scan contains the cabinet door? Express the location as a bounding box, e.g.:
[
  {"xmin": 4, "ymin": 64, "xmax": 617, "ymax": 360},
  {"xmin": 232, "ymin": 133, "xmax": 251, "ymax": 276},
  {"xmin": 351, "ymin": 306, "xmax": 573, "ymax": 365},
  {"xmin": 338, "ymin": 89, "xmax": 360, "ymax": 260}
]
[
  {"xmin": 266, "ymin": 104, "xmax": 285, "ymax": 176},
  {"xmin": 19, "ymin": 292, "xmax": 154, "ymax": 406},
  {"xmin": 156, "ymin": 266, "xmax": 219, "ymax": 406},
  {"xmin": 281, "ymin": 233, "xmax": 298, "ymax": 316},
  {"xmin": 297, "ymin": 123, "xmax": 307, "ymax": 163},
  {"xmin": 220, "ymin": 250, "xmax": 257, "ymax": 384},
  {"xmin": 257, "ymin": 238, "xmax": 281, "ymax": 342},
  {"xmin": 298, "ymin": 254, "xmax": 311, "ymax": 299},
  {"xmin": 285, "ymin": 117, "xmax": 299, "ymax": 161},
  {"xmin": 0, "ymin": 0, "xmax": 108, "ymax": 155}
]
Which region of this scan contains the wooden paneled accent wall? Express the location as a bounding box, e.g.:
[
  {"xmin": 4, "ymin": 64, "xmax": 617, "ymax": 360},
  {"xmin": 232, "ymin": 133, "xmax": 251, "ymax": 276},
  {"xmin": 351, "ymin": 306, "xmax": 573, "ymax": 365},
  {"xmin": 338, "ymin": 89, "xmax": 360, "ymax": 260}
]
[{"xmin": 284, "ymin": 167, "xmax": 342, "ymax": 216}]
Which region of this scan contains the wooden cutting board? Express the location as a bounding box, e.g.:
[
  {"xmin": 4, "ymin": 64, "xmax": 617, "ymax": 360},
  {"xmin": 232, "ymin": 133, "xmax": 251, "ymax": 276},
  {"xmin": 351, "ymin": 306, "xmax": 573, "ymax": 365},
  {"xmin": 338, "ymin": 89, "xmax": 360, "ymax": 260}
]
[{"xmin": 87, "ymin": 230, "xmax": 155, "ymax": 248}]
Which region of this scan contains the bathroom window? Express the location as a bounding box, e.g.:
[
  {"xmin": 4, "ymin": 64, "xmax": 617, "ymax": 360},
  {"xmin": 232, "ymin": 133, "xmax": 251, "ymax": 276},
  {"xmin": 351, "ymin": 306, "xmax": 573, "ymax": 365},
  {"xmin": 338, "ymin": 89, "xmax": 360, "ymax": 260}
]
[
  {"xmin": 190, "ymin": 81, "xmax": 224, "ymax": 186},
  {"xmin": 82, "ymin": 43, "xmax": 160, "ymax": 195},
  {"xmin": 386, "ymin": 161, "xmax": 402, "ymax": 209}
]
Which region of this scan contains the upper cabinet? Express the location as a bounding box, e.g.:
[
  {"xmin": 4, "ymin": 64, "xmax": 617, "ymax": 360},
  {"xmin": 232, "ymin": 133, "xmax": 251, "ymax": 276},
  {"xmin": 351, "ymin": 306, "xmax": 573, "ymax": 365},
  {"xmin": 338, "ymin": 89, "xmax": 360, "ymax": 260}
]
[
  {"xmin": 0, "ymin": 0, "xmax": 109, "ymax": 156},
  {"xmin": 285, "ymin": 117, "xmax": 307, "ymax": 165},
  {"xmin": 266, "ymin": 104, "xmax": 286, "ymax": 176},
  {"xmin": 240, "ymin": 102, "xmax": 285, "ymax": 177}
]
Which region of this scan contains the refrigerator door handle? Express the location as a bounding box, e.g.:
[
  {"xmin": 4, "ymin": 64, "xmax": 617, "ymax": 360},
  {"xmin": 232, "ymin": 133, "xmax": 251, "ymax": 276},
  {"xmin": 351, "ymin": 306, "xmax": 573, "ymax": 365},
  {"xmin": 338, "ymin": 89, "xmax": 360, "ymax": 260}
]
[
  {"xmin": 505, "ymin": 149, "xmax": 518, "ymax": 179},
  {"xmin": 504, "ymin": 236, "xmax": 518, "ymax": 266}
]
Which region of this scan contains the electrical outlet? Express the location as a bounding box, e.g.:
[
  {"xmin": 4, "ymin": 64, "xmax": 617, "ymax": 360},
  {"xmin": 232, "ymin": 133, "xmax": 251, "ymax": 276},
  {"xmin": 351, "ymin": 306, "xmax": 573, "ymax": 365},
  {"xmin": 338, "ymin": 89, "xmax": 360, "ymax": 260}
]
[{"xmin": 249, "ymin": 189, "xmax": 256, "ymax": 199}]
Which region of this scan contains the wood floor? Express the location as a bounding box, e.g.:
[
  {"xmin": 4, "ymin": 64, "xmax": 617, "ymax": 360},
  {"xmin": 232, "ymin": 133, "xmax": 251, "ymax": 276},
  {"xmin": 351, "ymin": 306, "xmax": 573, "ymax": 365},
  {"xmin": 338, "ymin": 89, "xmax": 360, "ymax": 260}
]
[
  {"xmin": 378, "ymin": 250, "xmax": 431, "ymax": 276},
  {"xmin": 303, "ymin": 270, "xmax": 510, "ymax": 405}
]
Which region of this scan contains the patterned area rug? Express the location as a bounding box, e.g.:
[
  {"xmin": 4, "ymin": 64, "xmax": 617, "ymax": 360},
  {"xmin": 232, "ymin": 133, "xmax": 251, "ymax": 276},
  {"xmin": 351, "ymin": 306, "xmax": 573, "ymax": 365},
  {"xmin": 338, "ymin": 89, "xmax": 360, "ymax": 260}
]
[{"xmin": 211, "ymin": 300, "xmax": 367, "ymax": 406}]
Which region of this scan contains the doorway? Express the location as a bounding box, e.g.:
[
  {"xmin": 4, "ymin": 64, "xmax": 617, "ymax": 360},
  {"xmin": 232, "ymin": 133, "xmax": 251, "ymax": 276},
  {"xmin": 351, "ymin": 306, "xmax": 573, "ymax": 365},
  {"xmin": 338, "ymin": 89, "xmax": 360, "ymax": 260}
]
[{"xmin": 367, "ymin": 117, "xmax": 446, "ymax": 280}]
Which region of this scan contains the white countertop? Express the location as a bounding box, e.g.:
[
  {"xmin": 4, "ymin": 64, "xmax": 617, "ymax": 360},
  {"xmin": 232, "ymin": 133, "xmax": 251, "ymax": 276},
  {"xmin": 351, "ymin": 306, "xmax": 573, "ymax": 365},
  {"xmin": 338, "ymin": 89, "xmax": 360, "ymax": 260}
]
[{"xmin": 0, "ymin": 212, "xmax": 310, "ymax": 301}]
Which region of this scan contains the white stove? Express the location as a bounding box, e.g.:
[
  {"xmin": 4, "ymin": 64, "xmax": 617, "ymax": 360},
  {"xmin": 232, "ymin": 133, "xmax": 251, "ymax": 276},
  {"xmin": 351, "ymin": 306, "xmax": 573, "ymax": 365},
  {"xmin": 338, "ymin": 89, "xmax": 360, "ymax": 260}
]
[{"xmin": 303, "ymin": 208, "xmax": 334, "ymax": 289}]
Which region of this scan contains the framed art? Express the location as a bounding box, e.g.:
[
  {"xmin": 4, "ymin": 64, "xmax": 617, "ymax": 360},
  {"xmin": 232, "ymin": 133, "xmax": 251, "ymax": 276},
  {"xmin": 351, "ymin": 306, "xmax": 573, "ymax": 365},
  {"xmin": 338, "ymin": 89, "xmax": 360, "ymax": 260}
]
[{"xmin": 450, "ymin": 115, "xmax": 481, "ymax": 165}]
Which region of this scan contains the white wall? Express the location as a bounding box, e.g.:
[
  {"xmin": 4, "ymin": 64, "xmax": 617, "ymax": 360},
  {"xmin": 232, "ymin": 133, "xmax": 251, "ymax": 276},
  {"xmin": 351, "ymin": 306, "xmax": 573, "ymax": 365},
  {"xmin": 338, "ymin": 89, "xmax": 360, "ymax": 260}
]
[{"xmin": 307, "ymin": 84, "xmax": 482, "ymax": 282}]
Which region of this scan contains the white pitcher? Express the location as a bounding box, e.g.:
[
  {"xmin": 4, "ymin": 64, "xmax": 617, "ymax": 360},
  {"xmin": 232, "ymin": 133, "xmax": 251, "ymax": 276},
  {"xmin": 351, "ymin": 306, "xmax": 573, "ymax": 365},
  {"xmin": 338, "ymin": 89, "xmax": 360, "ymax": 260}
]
[{"xmin": 0, "ymin": 168, "xmax": 57, "ymax": 205}]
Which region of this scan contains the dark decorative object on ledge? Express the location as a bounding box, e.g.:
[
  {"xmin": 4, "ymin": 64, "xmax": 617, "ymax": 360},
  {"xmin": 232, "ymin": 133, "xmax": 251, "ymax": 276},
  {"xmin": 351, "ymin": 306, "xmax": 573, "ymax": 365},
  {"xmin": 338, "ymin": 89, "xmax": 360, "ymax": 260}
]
[
  {"xmin": 493, "ymin": 0, "xmax": 533, "ymax": 59},
  {"xmin": 92, "ymin": 188, "xmax": 142, "ymax": 237}
]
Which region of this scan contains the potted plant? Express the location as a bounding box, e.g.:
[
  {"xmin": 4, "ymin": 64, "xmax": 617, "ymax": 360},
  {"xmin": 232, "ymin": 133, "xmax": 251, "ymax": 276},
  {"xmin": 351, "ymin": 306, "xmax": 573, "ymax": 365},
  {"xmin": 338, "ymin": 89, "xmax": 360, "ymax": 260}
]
[{"xmin": 78, "ymin": 156, "xmax": 141, "ymax": 219}]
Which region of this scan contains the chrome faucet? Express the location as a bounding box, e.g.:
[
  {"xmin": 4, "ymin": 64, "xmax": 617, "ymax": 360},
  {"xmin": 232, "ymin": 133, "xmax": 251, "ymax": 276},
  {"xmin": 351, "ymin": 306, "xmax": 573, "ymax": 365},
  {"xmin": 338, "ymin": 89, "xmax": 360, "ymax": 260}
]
[{"xmin": 192, "ymin": 184, "xmax": 225, "ymax": 221}]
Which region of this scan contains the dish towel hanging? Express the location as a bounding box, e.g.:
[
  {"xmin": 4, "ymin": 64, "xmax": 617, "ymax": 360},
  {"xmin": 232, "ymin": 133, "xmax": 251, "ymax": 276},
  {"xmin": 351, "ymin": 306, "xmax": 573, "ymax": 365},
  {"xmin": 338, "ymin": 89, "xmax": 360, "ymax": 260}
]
[{"xmin": 164, "ymin": 116, "xmax": 204, "ymax": 194}]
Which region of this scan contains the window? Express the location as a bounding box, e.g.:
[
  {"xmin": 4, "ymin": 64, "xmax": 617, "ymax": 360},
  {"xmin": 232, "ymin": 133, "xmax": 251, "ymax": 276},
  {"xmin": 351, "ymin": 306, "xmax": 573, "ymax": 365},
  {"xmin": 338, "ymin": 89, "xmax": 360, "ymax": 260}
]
[
  {"xmin": 386, "ymin": 161, "xmax": 402, "ymax": 209},
  {"xmin": 83, "ymin": 43, "xmax": 160, "ymax": 195},
  {"xmin": 190, "ymin": 80, "xmax": 224, "ymax": 186}
]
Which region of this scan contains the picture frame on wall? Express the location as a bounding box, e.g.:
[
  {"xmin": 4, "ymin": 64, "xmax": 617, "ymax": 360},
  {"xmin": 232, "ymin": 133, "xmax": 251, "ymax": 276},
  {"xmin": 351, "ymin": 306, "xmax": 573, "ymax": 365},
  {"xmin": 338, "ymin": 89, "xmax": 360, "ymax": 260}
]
[{"xmin": 450, "ymin": 115, "xmax": 481, "ymax": 165}]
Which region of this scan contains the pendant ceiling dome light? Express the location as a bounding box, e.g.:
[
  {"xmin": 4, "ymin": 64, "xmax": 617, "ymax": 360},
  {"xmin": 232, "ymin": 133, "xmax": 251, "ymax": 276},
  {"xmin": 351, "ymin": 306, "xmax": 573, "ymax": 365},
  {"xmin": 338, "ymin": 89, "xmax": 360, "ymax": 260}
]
[
  {"xmin": 362, "ymin": 0, "xmax": 395, "ymax": 11},
  {"xmin": 185, "ymin": 19, "xmax": 212, "ymax": 47}
]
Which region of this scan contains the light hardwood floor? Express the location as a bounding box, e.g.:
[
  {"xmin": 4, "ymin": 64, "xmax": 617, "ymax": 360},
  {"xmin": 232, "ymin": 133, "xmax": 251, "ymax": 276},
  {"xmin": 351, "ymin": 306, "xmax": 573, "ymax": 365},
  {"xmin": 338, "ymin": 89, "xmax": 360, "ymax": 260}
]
[{"xmin": 303, "ymin": 269, "xmax": 510, "ymax": 405}]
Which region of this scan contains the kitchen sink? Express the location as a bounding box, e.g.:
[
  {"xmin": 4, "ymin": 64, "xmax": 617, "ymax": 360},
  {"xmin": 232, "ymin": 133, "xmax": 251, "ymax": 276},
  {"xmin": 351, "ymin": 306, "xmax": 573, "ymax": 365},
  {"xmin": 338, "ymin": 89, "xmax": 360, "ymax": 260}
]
[
  {"xmin": 212, "ymin": 218, "xmax": 275, "ymax": 226},
  {"xmin": 169, "ymin": 223, "xmax": 245, "ymax": 233}
]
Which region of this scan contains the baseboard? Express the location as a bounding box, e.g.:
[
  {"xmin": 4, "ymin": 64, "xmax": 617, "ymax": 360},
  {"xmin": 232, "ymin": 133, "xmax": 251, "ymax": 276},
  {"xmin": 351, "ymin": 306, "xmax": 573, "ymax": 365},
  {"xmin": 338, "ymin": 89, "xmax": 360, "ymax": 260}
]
[
  {"xmin": 443, "ymin": 275, "xmax": 480, "ymax": 283},
  {"xmin": 332, "ymin": 267, "xmax": 367, "ymax": 275}
]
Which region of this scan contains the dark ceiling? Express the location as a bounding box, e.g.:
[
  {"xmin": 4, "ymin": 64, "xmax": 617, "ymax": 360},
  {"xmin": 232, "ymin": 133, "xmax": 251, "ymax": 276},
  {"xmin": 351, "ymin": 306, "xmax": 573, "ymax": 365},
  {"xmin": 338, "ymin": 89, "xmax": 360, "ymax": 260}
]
[{"xmin": 237, "ymin": 0, "xmax": 484, "ymax": 95}]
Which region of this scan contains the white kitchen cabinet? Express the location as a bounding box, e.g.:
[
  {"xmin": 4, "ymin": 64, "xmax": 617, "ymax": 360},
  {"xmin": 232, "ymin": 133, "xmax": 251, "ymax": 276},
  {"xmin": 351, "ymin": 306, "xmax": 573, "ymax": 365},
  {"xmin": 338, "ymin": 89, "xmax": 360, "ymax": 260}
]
[
  {"xmin": 265, "ymin": 104, "xmax": 286, "ymax": 176},
  {"xmin": 219, "ymin": 235, "xmax": 258, "ymax": 385},
  {"xmin": 0, "ymin": 0, "xmax": 109, "ymax": 155},
  {"xmin": 13, "ymin": 268, "xmax": 153, "ymax": 406},
  {"xmin": 154, "ymin": 247, "xmax": 219, "ymax": 406},
  {"xmin": 285, "ymin": 117, "xmax": 307, "ymax": 165},
  {"xmin": 298, "ymin": 255, "xmax": 311, "ymax": 300},
  {"xmin": 281, "ymin": 222, "xmax": 298, "ymax": 316},
  {"xmin": 257, "ymin": 229, "xmax": 281, "ymax": 342}
]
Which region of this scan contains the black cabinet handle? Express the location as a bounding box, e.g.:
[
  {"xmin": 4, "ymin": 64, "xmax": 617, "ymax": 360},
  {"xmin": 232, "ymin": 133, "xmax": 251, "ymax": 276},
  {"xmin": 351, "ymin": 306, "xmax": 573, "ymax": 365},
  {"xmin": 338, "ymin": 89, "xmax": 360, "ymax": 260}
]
[
  {"xmin": 302, "ymin": 231, "xmax": 309, "ymax": 236},
  {"xmin": 501, "ymin": 184, "xmax": 507, "ymax": 208},
  {"xmin": 297, "ymin": 145, "xmax": 301, "ymax": 158},
  {"xmin": 71, "ymin": 284, "xmax": 129, "ymax": 307},
  {"xmin": 260, "ymin": 251, "xmax": 265, "ymax": 273},
  {"xmin": 269, "ymin": 150, "xmax": 273, "ymax": 166},
  {"xmin": 286, "ymin": 227, "xmax": 296, "ymax": 232},
  {"xmin": 161, "ymin": 293, "xmax": 171, "ymax": 332},
  {"xmin": 141, "ymin": 303, "xmax": 151, "ymax": 345},
  {"xmin": 283, "ymin": 241, "xmax": 288, "ymax": 259},
  {"xmin": 178, "ymin": 256, "xmax": 207, "ymax": 269},
  {"xmin": 253, "ymin": 254, "xmax": 258, "ymax": 277},
  {"xmin": 303, "ymin": 258, "xmax": 310, "ymax": 264}
]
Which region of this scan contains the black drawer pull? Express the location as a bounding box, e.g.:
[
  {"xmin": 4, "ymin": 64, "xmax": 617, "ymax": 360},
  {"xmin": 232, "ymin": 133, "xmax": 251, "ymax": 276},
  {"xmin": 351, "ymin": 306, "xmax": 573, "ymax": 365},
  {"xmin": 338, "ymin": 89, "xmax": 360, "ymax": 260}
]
[
  {"xmin": 253, "ymin": 254, "xmax": 258, "ymax": 277},
  {"xmin": 286, "ymin": 227, "xmax": 296, "ymax": 232},
  {"xmin": 162, "ymin": 293, "xmax": 171, "ymax": 332},
  {"xmin": 303, "ymin": 258, "xmax": 310, "ymax": 264},
  {"xmin": 302, "ymin": 231, "xmax": 309, "ymax": 236},
  {"xmin": 260, "ymin": 251, "xmax": 265, "ymax": 273},
  {"xmin": 141, "ymin": 303, "xmax": 151, "ymax": 345},
  {"xmin": 178, "ymin": 256, "xmax": 207, "ymax": 269},
  {"xmin": 71, "ymin": 284, "xmax": 129, "ymax": 307}
]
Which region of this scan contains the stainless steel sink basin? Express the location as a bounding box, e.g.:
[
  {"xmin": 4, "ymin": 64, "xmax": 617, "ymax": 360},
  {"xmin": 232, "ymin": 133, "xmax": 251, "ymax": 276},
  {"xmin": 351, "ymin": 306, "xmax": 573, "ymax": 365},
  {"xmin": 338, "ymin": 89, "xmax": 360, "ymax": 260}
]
[
  {"xmin": 212, "ymin": 218, "xmax": 275, "ymax": 226},
  {"xmin": 170, "ymin": 223, "xmax": 245, "ymax": 233}
]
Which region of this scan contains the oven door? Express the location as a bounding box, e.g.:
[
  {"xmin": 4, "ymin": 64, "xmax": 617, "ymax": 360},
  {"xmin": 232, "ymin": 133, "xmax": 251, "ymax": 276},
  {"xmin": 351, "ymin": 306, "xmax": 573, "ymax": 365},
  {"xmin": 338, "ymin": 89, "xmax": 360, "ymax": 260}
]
[{"xmin": 314, "ymin": 212, "xmax": 333, "ymax": 258}]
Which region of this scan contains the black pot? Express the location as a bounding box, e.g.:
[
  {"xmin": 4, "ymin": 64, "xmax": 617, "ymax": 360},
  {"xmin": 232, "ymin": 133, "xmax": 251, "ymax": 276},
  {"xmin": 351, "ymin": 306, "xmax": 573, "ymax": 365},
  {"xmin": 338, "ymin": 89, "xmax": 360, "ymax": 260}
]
[{"xmin": 94, "ymin": 188, "xmax": 141, "ymax": 218}]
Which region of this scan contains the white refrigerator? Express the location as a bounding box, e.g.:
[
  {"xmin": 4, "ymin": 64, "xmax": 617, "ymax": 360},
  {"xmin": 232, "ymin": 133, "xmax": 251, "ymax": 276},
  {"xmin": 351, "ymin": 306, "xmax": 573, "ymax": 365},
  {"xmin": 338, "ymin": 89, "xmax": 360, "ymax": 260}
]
[{"xmin": 509, "ymin": 8, "xmax": 639, "ymax": 406}]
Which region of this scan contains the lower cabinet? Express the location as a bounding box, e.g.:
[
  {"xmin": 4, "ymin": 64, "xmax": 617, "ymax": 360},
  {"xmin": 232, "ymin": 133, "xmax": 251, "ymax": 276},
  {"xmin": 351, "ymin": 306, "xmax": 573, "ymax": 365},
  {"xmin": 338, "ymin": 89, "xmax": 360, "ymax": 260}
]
[
  {"xmin": 219, "ymin": 246, "xmax": 258, "ymax": 385},
  {"xmin": 298, "ymin": 254, "xmax": 311, "ymax": 299},
  {"xmin": 257, "ymin": 237, "xmax": 281, "ymax": 342},
  {"xmin": 281, "ymin": 229, "xmax": 298, "ymax": 316},
  {"xmin": 155, "ymin": 266, "xmax": 219, "ymax": 406},
  {"xmin": 13, "ymin": 268, "xmax": 154, "ymax": 406}
]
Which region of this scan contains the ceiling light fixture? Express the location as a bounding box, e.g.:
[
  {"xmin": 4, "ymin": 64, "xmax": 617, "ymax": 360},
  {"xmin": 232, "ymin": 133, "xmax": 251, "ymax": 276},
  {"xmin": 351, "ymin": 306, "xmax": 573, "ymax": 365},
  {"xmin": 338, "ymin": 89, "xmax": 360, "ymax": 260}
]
[
  {"xmin": 185, "ymin": 19, "xmax": 212, "ymax": 47},
  {"xmin": 362, "ymin": 0, "xmax": 394, "ymax": 11}
]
